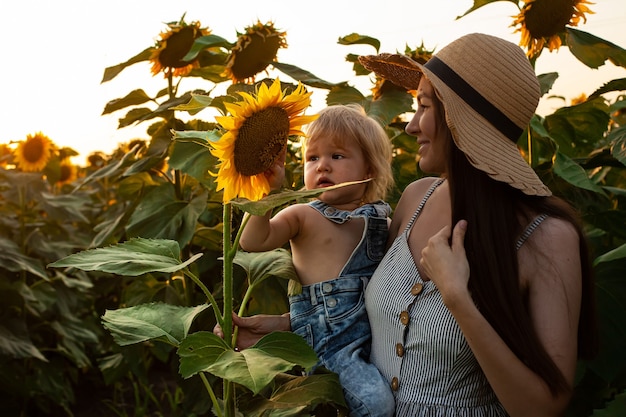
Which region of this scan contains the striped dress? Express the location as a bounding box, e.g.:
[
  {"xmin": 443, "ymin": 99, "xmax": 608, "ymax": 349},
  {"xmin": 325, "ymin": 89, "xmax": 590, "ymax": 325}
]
[{"xmin": 364, "ymin": 179, "xmax": 547, "ymax": 416}]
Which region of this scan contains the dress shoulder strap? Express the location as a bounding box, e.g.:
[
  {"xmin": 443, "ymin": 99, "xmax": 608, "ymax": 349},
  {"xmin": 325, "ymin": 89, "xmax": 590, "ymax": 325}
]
[
  {"xmin": 516, "ymin": 214, "xmax": 549, "ymax": 250},
  {"xmin": 402, "ymin": 178, "xmax": 445, "ymax": 235}
]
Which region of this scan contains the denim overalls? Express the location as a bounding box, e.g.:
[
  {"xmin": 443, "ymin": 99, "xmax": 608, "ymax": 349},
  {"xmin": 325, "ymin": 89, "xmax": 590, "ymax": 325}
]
[{"xmin": 289, "ymin": 200, "xmax": 395, "ymax": 417}]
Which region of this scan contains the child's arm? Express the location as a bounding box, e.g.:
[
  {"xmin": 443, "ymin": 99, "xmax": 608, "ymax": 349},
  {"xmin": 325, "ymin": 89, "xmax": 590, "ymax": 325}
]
[
  {"xmin": 239, "ymin": 154, "xmax": 301, "ymax": 252},
  {"xmin": 239, "ymin": 208, "xmax": 299, "ymax": 252}
]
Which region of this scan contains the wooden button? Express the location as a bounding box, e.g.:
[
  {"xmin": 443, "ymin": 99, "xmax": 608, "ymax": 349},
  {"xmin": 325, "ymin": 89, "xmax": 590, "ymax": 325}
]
[
  {"xmin": 400, "ymin": 311, "xmax": 410, "ymax": 325},
  {"xmin": 396, "ymin": 343, "xmax": 404, "ymax": 357},
  {"xmin": 391, "ymin": 376, "xmax": 399, "ymax": 391},
  {"xmin": 411, "ymin": 282, "xmax": 424, "ymax": 296}
]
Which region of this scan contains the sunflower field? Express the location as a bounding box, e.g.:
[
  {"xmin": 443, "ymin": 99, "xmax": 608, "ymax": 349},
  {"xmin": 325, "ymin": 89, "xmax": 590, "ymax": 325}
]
[{"xmin": 1, "ymin": 0, "xmax": 626, "ymax": 416}]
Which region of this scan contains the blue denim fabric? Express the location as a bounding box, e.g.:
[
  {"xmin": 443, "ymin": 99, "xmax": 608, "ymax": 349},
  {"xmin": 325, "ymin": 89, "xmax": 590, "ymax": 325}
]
[{"xmin": 289, "ymin": 201, "xmax": 395, "ymax": 417}]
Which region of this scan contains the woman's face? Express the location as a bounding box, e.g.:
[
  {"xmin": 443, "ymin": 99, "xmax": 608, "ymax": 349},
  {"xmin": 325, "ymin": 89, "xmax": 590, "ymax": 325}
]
[{"xmin": 405, "ymin": 77, "xmax": 448, "ymax": 175}]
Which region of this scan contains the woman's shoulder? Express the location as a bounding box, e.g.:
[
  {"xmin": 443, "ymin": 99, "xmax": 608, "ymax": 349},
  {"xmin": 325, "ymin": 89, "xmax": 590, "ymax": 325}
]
[
  {"xmin": 519, "ymin": 215, "xmax": 580, "ymax": 288},
  {"xmin": 400, "ymin": 176, "xmax": 441, "ymax": 200},
  {"xmin": 389, "ymin": 177, "xmax": 443, "ymax": 236},
  {"xmin": 526, "ymin": 214, "xmax": 578, "ymax": 244}
]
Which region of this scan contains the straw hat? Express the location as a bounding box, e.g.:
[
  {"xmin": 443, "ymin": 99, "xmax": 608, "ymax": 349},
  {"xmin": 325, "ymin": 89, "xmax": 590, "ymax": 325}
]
[{"xmin": 359, "ymin": 33, "xmax": 551, "ymax": 196}]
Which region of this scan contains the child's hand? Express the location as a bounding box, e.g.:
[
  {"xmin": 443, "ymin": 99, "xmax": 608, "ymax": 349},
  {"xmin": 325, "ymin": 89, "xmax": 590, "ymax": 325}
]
[{"xmin": 265, "ymin": 147, "xmax": 287, "ymax": 191}]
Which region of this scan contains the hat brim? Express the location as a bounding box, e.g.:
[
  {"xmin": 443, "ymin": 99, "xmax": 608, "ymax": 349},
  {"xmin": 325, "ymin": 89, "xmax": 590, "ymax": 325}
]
[
  {"xmin": 424, "ymin": 65, "xmax": 552, "ymax": 197},
  {"xmin": 358, "ymin": 53, "xmax": 551, "ymax": 197}
]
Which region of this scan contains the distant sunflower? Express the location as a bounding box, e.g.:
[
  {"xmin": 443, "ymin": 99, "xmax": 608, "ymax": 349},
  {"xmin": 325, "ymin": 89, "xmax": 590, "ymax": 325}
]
[
  {"xmin": 0, "ymin": 144, "xmax": 12, "ymax": 168},
  {"xmin": 224, "ymin": 21, "xmax": 287, "ymax": 84},
  {"xmin": 58, "ymin": 158, "xmax": 77, "ymax": 185},
  {"xmin": 512, "ymin": 0, "xmax": 593, "ymax": 57},
  {"xmin": 212, "ymin": 79, "xmax": 317, "ymax": 202},
  {"xmin": 13, "ymin": 132, "xmax": 54, "ymax": 172},
  {"xmin": 150, "ymin": 20, "xmax": 210, "ymax": 77}
]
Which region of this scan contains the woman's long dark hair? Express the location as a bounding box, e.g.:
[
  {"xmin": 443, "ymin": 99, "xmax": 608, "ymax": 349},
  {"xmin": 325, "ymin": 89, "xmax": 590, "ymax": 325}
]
[{"xmin": 434, "ymin": 97, "xmax": 598, "ymax": 395}]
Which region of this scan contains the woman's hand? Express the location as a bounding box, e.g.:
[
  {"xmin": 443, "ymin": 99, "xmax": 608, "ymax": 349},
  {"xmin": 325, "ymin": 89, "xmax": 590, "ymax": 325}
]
[
  {"xmin": 213, "ymin": 312, "xmax": 291, "ymax": 350},
  {"xmin": 420, "ymin": 220, "xmax": 471, "ymax": 308}
]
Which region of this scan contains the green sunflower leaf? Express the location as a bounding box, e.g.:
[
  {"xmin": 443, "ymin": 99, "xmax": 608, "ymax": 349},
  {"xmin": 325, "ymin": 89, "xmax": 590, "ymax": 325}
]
[
  {"xmin": 126, "ymin": 184, "xmax": 208, "ymax": 248},
  {"xmin": 178, "ymin": 331, "xmax": 318, "ymax": 394},
  {"xmin": 102, "ymin": 89, "xmax": 153, "ymax": 115},
  {"xmin": 101, "ymin": 47, "xmax": 154, "ymax": 83},
  {"xmin": 326, "ymin": 85, "xmax": 366, "ymax": 105},
  {"xmin": 566, "ymin": 27, "xmax": 626, "ymax": 69},
  {"xmin": 589, "ymin": 78, "xmax": 626, "ymax": 100},
  {"xmin": 102, "ymin": 303, "xmax": 209, "ymax": 346},
  {"xmin": 609, "ymin": 126, "xmax": 626, "ymax": 167},
  {"xmin": 272, "ymin": 62, "xmax": 342, "ymax": 90},
  {"xmin": 233, "ymin": 249, "xmax": 296, "ymax": 286},
  {"xmin": 0, "ymin": 321, "xmax": 47, "ymax": 361},
  {"xmin": 48, "ymin": 238, "xmax": 202, "ymax": 276},
  {"xmin": 538, "ymin": 72, "xmax": 559, "ymax": 96},
  {"xmin": 238, "ymin": 372, "xmax": 347, "ymax": 416},
  {"xmin": 337, "ymin": 33, "xmax": 381, "ymax": 53},
  {"xmin": 553, "ymin": 151, "xmax": 606, "ymax": 195},
  {"xmin": 594, "ymin": 243, "xmax": 626, "ymax": 266},
  {"xmin": 182, "ymin": 34, "xmax": 233, "ymax": 61},
  {"xmin": 456, "ymin": 0, "xmax": 518, "ymax": 19},
  {"xmin": 0, "ymin": 237, "xmax": 49, "ymax": 280}
]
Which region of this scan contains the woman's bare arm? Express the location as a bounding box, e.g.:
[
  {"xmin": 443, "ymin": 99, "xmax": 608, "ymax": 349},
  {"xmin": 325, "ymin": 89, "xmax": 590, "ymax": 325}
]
[{"xmin": 420, "ymin": 219, "xmax": 581, "ymax": 416}]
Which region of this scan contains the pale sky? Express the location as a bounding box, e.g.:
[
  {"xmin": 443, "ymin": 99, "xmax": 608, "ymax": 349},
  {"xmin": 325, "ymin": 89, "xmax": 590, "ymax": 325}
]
[{"xmin": 2, "ymin": 0, "xmax": 624, "ymax": 164}]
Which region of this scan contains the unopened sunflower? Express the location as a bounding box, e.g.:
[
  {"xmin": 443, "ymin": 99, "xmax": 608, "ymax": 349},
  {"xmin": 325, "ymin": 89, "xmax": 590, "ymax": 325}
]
[
  {"xmin": 13, "ymin": 132, "xmax": 54, "ymax": 172},
  {"xmin": 212, "ymin": 79, "xmax": 317, "ymax": 202},
  {"xmin": 150, "ymin": 20, "xmax": 211, "ymax": 77},
  {"xmin": 224, "ymin": 21, "xmax": 287, "ymax": 84},
  {"xmin": 512, "ymin": 0, "xmax": 593, "ymax": 57}
]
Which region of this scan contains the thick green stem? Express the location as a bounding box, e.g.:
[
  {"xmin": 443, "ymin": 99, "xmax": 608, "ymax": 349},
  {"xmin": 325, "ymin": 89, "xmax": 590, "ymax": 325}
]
[
  {"xmin": 222, "ymin": 202, "xmax": 236, "ymax": 416},
  {"xmin": 222, "ymin": 203, "xmax": 234, "ymax": 344}
]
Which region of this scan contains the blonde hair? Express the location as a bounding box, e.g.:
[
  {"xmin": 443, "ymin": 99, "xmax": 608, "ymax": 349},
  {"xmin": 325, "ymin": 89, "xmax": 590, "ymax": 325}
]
[{"xmin": 303, "ymin": 104, "xmax": 394, "ymax": 202}]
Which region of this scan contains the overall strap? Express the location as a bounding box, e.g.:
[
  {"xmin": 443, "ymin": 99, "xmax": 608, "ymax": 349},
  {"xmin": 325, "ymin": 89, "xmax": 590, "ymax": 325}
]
[{"xmin": 308, "ymin": 200, "xmax": 391, "ymax": 224}]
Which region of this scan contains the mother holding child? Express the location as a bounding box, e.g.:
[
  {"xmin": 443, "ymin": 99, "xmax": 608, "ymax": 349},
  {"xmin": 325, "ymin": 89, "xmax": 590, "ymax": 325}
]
[{"xmin": 218, "ymin": 32, "xmax": 598, "ymax": 416}]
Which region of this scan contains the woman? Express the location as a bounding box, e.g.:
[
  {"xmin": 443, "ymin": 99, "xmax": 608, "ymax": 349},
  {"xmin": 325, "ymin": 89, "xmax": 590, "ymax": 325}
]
[{"xmin": 358, "ymin": 32, "xmax": 597, "ymax": 415}]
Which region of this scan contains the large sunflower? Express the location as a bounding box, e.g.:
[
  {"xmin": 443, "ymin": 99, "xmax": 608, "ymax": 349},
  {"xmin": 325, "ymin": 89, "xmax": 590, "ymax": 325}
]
[
  {"xmin": 512, "ymin": 0, "xmax": 593, "ymax": 57},
  {"xmin": 150, "ymin": 20, "xmax": 211, "ymax": 78},
  {"xmin": 13, "ymin": 132, "xmax": 54, "ymax": 172},
  {"xmin": 212, "ymin": 78, "xmax": 317, "ymax": 202},
  {"xmin": 224, "ymin": 21, "xmax": 287, "ymax": 84}
]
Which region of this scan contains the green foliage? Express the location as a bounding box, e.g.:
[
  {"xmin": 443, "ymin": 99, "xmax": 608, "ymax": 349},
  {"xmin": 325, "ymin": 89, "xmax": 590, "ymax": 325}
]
[
  {"xmin": 179, "ymin": 331, "xmax": 318, "ymax": 393},
  {"xmin": 103, "ymin": 303, "xmax": 210, "ymax": 346},
  {"xmin": 50, "ymin": 238, "xmax": 203, "ymax": 275},
  {"xmin": 2, "ymin": 4, "xmax": 626, "ymax": 416}
]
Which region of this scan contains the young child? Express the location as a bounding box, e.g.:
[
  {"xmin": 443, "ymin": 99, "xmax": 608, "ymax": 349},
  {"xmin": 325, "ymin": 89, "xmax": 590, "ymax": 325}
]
[{"xmin": 239, "ymin": 104, "xmax": 395, "ymax": 416}]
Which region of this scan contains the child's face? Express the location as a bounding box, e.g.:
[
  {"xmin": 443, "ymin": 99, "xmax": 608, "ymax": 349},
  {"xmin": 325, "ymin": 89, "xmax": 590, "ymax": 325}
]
[{"xmin": 303, "ymin": 134, "xmax": 369, "ymax": 207}]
